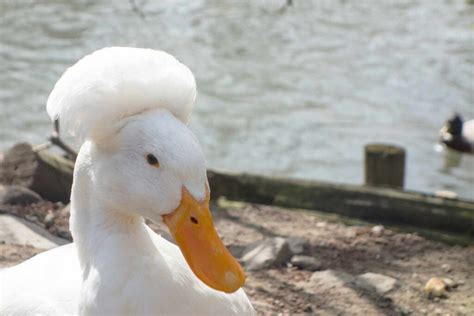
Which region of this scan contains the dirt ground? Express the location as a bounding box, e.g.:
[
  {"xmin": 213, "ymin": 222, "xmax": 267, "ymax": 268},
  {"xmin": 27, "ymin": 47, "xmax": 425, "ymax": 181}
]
[{"xmin": 1, "ymin": 199, "xmax": 473, "ymax": 315}]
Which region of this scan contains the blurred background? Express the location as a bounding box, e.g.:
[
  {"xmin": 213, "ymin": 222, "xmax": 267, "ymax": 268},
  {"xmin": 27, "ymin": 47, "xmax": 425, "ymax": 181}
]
[{"xmin": 0, "ymin": 0, "xmax": 473, "ymax": 199}]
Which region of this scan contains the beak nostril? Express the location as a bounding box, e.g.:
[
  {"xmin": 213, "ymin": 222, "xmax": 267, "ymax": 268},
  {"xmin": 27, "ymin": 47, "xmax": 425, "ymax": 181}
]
[{"xmin": 190, "ymin": 216, "xmax": 199, "ymax": 224}]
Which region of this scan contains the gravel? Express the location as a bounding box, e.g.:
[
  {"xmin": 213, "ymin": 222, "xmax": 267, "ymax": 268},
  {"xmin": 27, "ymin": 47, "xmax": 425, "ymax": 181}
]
[{"xmin": 1, "ymin": 200, "xmax": 473, "ymax": 315}]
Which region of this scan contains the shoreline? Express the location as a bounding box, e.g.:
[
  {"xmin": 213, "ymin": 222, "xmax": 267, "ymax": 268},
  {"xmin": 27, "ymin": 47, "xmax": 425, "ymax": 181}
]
[{"xmin": 1, "ymin": 198, "xmax": 473, "ymax": 315}]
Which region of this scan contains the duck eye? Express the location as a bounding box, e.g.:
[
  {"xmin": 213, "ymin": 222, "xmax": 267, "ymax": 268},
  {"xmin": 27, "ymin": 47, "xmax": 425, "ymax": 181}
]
[{"xmin": 146, "ymin": 154, "xmax": 160, "ymax": 167}]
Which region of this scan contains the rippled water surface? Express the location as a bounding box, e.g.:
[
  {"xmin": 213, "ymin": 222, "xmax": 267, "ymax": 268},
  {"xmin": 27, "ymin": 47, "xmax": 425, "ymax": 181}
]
[{"xmin": 1, "ymin": 0, "xmax": 473, "ymax": 199}]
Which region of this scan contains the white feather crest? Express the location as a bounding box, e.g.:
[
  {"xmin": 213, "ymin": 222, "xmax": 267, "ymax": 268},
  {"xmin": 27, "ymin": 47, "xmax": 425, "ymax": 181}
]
[{"xmin": 46, "ymin": 47, "xmax": 196, "ymax": 142}]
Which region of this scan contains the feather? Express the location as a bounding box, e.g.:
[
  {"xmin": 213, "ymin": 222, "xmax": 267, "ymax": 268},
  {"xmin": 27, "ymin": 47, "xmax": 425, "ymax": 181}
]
[{"xmin": 46, "ymin": 47, "xmax": 196, "ymax": 143}]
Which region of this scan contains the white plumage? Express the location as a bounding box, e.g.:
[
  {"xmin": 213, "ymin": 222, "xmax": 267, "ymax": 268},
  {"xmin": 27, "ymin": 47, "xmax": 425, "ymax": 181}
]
[
  {"xmin": 1, "ymin": 47, "xmax": 254, "ymax": 315},
  {"xmin": 462, "ymin": 120, "xmax": 474, "ymax": 143},
  {"xmin": 47, "ymin": 47, "xmax": 196, "ymax": 142}
]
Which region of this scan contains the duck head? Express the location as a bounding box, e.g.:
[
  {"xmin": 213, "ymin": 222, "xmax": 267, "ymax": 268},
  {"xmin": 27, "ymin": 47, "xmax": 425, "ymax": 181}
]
[
  {"xmin": 46, "ymin": 47, "xmax": 245, "ymax": 293},
  {"xmin": 89, "ymin": 108, "xmax": 245, "ymax": 293},
  {"xmin": 439, "ymin": 113, "xmax": 474, "ymax": 153},
  {"xmin": 445, "ymin": 113, "xmax": 463, "ymax": 136},
  {"xmin": 440, "ymin": 113, "xmax": 463, "ymax": 142}
]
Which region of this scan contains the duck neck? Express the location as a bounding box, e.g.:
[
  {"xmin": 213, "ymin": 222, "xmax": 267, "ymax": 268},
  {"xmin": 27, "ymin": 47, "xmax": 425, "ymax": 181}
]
[
  {"xmin": 69, "ymin": 144, "xmax": 148, "ymax": 276},
  {"xmin": 70, "ymin": 191, "xmax": 144, "ymax": 270}
]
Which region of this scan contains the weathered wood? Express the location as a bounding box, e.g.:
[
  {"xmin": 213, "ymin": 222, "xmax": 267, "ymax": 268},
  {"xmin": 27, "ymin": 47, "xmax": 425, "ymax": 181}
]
[
  {"xmin": 2, "ymin": 143, "xmax": 472, "ymax": 244},
  {"xmin": 0, "ymin": 143, "xmax": 74, "ymax": 203},
  {"xmin": 32, "ymin": 119, "xmax": 78, "ymax": 161},
  {"xmin": 365, "ymin": 144, "xmax": 405, "ymax": 188},
  {"xmin": 208, "ymin": 170, "xmax": 474, "ymax": 243}
]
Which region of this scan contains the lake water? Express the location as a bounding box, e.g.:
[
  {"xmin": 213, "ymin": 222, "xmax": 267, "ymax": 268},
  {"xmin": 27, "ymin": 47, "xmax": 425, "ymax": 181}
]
[{"xmin": 1, "ymin": 0, "xmax": 473, "ymax": 199}]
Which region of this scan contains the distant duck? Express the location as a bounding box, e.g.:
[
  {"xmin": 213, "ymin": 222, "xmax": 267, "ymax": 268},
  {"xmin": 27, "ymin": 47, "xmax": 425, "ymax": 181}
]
[{"xmin": 439, "ymin": 113, "xmax": 474, "ymax": 154}]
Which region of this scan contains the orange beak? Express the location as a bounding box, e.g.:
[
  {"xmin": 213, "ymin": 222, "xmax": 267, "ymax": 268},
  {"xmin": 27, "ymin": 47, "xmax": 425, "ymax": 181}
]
[{"xmin": 162, "ymin": 187, "xmax": 246, "ymax": 293}]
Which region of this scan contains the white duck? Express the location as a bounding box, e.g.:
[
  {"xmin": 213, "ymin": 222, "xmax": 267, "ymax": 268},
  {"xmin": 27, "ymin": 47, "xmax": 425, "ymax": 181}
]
[{"xmin": 0, "ymin": 47, "xmax": 255, "ymax": 315}]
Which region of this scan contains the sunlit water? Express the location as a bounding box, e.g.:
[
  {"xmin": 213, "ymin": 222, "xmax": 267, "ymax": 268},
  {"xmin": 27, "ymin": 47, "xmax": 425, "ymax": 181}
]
[{"xmin": 1, "ymin": 0, "xmax": 473, "ymax": 199}]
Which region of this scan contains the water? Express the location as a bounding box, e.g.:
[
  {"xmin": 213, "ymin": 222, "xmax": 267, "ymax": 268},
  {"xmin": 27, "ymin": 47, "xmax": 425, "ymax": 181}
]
[{"xmin": 1, "ymin": 0, "xmax": 473, "ymax": 199}]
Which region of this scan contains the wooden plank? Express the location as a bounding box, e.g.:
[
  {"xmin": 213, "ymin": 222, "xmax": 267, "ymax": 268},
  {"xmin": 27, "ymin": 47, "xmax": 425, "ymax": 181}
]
[
  {"xmin": 3, "ymin": 143, "xmax": 472, "ymax": 243},
  {"xmin": 207, "ymin": 170, "xmax": 474, "ymax": 240}
]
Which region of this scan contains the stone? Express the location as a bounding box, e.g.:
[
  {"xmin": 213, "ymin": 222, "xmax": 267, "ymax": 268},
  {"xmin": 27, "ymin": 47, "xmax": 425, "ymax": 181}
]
[
  {"xmin": 424, "ymin": 277, "xmax": 447, "ymax": 298},
  {"xmin": 44, "ymin": 210, "xmax": 55, "ymax": 228},
  {"xmin": 398, "ymin": 307, "xmax": 413, "ymax": 315},
  {"xmin": 61, "ymin": 203, "xmax": 71, "ymax": 216},
  {"xmin": 56, "ymin": 227, "xmax": 72, "ymax": 241},
  {"xmin": 241, "ymin": 237, "xmax": 292, "ymax": 271},
  {"xmin": 442, "ymin": 278, "xmax": 461, "ymax": 289},
  {"xmin": 227, "ymin": 244, "xmax": 246, "ymax": 258},
  {"xmin": 303, "ymin": 305, "xmax": 313, "ymax": 313},
  {"xmin": 287, "ymin": 237, "xmax": 310, "ymax": 255},
  {"xmin": 435, "ymin": 190, "xmax": 458, "ymax": 199},
  {"xmin": 0, "ymin": 214, "xmax": 69, "ymax": 249},
  {"xmin": 344, "ymin": 229, "xmax": 357, "ymax": 239},
  {"xmin": 290, "ymin": 255, "xmax": 322, "ymax": 271},
  {"xmin": 0, "ymin": 143, "xmax": 74, "ymax": 203},
  {"xmin": 441, "ymin": 263, "xmax": 452, "ymax": 273},
  {"xmin": 355, "ymin": 272, "xmax": 397, "ymax": 294},
  {"xmin": 371, "ymin": 225, "xmax": 384, "ymax": 237},
  {"xmin": 0, "ymin": 185, "xmax": 42, "ymax": 205},
  {"xmin": 316, "ymin": 221, "xmax": 327, "ymax": 228},
  {"xmin": 309, "ymin": 269, "xmax": 355, "ymax": 290}
]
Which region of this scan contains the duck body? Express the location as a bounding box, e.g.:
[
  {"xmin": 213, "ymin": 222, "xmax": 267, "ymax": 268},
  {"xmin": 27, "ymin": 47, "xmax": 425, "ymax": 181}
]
[
  {"xmin": 1, "ymin": 244, "xmax": 80, "ymax": 315},
  {"xmin": 0, "ymin": 47, "xmax": 254, "ymax": 315},
  {"xmin": 440, "ymin": 114, "xmax": 474, "ymax": 154},
  {"xmin": 1, "ymin": 231, "xmax": 252, "ymax": 315}
]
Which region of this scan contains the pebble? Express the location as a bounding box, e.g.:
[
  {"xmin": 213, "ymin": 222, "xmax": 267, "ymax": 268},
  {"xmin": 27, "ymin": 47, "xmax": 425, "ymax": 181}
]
[
  {"xmin": 0, "ymin": 214, "xmax": 69, "ymax": 249},
  {"xmin": 241, "ymin": 237, "xmax": 292, "ymax": 271},
  {"xmin": 290, "ymin": 255, "xmax": 323, "ymax": 271},
  {"xmin": 44, "ymin": 210, "xmax": 55, "ymax": 228},
  {"xmin": 434, "ymin": 190, "xmax": 458, "ymax": 199},
  {"xmin": 441, "ymin": 263, "xmax": 452, "ymax": 273},
  {"xmin": 0, "ymin": 185, "xmax": 42, "ymax": 206},
  {"xmin": 309, "ymin": 269, "xmax": 355, "ymax": 290},
  {"xmin": 424, "ymin": 277, "xmax": 447, "ymax": 298},
  {"xmin": 355, "ymin": 272, "xmax": 397, "ymax": 294},
  {"xmin": 227, "ymin": 244, "xmax": 246, "ymax": 258},
  {"xmin": 344, "ymin": 229, "xmax": 356, "ymax": 239},
  {"xmin": 308, "ymin": 269, "xmax": 399, "ymax": 297},
  {"xmin": 316, "ymin": 221, "xmax": 327, "ymax": 228},
  {"xmin": 442, "ymin": 277, "xmax": 463, "ymax": 288},
  {"xmin": 56, "ymin": 227, "xmax": 72, "ymax": 241},
  {"xmin": 286, "ymin": 237, "xmax": 310, "ymax": 256},
  {"xmin": 398, "ymin": 306, "xmax": 412, "ymax": 315},
  {"xmin": 371, "ymin": 225, "xmax": 384, "ymax": 237},
  {"xmin": 61, "ymin": 204, "xmax": 71, "ymax": 216}
]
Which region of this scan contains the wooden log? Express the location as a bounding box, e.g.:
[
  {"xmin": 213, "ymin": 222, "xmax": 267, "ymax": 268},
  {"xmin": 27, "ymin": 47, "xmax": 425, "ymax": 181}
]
[
  {"xmin": 365, "ymin": 144, "xmax": 405, "ymax": 188},
  {"xmin": 207, "ymin": 169, "xmax": 474, "ymax": 244},
  {"xmin": 0, "ymin": 143, "xmax": 74, "ymax": 203},
  {"xmin": 1, "ymin": 143, "xmax": 472, "ymax": 244}
]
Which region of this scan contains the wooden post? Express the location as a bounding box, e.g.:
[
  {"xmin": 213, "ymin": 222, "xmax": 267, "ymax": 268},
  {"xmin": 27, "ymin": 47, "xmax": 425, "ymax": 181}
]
[
  {"xmin": 207, "ymin": 169, "xmax": 474, "ymax": 244},
  {"xmin": 365, "ymin": 144, "xmax": 405, "ymax": 189}
]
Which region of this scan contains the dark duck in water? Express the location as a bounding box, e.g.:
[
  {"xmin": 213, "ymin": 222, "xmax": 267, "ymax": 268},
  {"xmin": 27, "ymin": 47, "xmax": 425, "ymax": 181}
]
[{"xmin": 439, "ymin": 113, "xmax": 474, "ymax": 154}]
